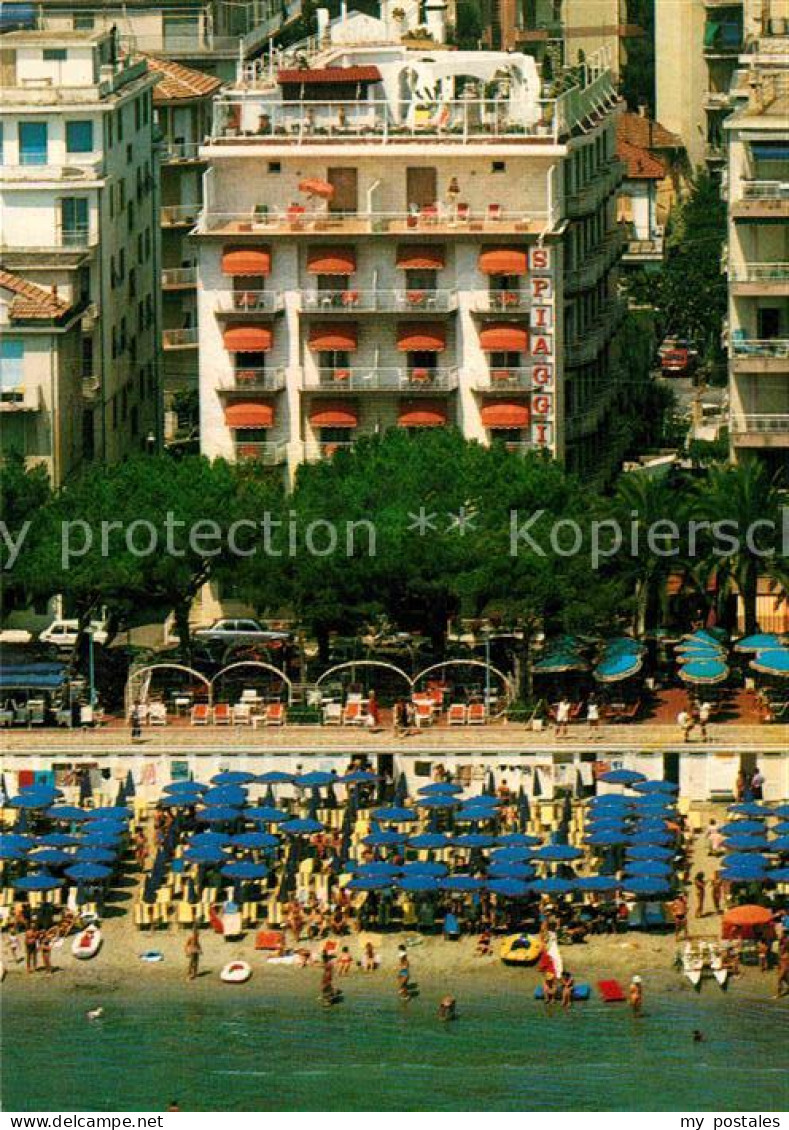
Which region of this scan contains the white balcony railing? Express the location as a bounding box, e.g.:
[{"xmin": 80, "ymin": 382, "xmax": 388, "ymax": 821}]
[
  {"xmin": 0, "ymin": 157, "xmax": 104, "ymax": 182},
  {"xmin": 162, "ymin": 266, "xmax": 198, "ymax": 288},
  {"xmin": 729, "ymin": 262, "xmax": 789, "ymax": 283},
  {"xmin": 161, "ymin": 204, "xmax": 201, "ymax": 227},
  {"xmin": 740, "ymin": 181, "xmax": 789, "ymax": 200},
  {"xmin": 467, "ymin": 368, "xmax": 533, "ymax": 391},
  {"xmin": 731, "ymin": 337, "xmax": 789, "ymax": 357},
  {"xmin": 731, "ymin": 414, "xmax": 789, "ymax": 434},
  {"xmin": 220, "ymin": 367, "xmax": 287, "ymax": 392},
  {"xmin": 301, "ymin": 289, "xmax": 457, "ymax": 314},
  {"xmin": 304, "ymin": 367, "xmax": 460, "ymax": 392},
  {"xmin": 472, "ymin": 291, "xmax": 530, "ymax": 313},
  {"xmin": 161, "ymin": 142, "xmax": 205, "ymax": 163},
  {"xmin": 163, "ymin": 327, "xmax": 199, "ymax": 349},
  {"xmin": 234, "ymin": 440, "xmax": 289, "ymax": 464},
  {"xmin": 565, "ymin": 161, "xmax": 626, "ymax": 217},
  {"xmin": 200, "ymin": 207, "xmax": 545, "ymax": 237},
  {"xmin": 216, "ymin": 290, "xmax": 284, "ymax": 313},
  {"xmin": 302, "ymin": 440, "xmax": 356, "ymax": 461}
]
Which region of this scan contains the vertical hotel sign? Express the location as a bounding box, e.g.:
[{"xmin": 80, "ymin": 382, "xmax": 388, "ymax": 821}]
[{"xmin": 529, "ymin": 246, "xmax": 554, "ymax": 452}]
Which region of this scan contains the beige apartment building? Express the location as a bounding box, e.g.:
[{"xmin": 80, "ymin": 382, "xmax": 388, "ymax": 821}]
[
  {"xmin": 195, "ymin": 41, "xmax": 629, "ymax": 484},
  {"xmin": 0, "ymin": 28, "xmax": 160, "ymax": 470},
  {"xmin": 725, "ymin": 29, "xmax": 789, "ymax": 473}
]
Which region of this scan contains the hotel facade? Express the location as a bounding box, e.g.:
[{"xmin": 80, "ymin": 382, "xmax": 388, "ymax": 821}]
[{"xmin": 195, "ymin": 42, "xmax": 629, "ymax": 482}]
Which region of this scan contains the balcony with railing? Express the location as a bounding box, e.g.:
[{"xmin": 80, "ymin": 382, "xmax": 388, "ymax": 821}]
[
  {"xmin": 732, "ymin": 182, "xmax": 789, "ymax": 219},
  {"xmin": 161, "ymin": 204, "xmax": 201, "ymax": 228},
  {"xmin": 730, "ymin": 262, "xmax": 789, "ymax": 292},
  {"xmin": 161, "ymin": 142, "xmax": 206, "ymax": 164},
  {"xmin": 730, "ymin": 336, "xmax": 789, "ymax": 370},
  {"xmin": 468, "ymin": 368, "xmax": 533, "ymax": 392},
  {"xmin": 302, "ymin": 439, "xmax": 357, "ymax": 461},
  {"xmin": 162, "ymin": 266, "xmax": 198, "ymax": 289},
  {"xmin": 566, "ymin": 226, "xmax": 628, "ymax": 290},
  {"xmin": 302, "ymin": 366, "xmax": 460, "ymax": 393},
  {"xmin": 233, "ymin": 440, "xmax": 289, "ymax": 464},
  {"xmin": 219, "ymin": 367, "xmax": 287, "ymax": 393},
  {"xmin": 0, "ymin": 385, "xmax": 43, "ymax": 412},
  {"xmin": 81, "ymin": 375, "xmax": 100, "ymax": 401},
  {"xmin": 472, "ymin": 290, "xmax": 530, "ymax": 313},
  {"xmin": 163, "ymin": 327, "xmax": 199, "ymax": 350},
  {"xmin": 216, "ymin": 290, "xmax": 285, "ymax": 314},
  {"xmin": 731, "ymin": 413, "xmax": 789, "ymax": 445},
  {"xmin": 565, "ymin": 160, "xmax": 626, "ymax": 218},
  {"xmin": 0, "ymin": 157, "xmax": 105, "ymax": 184},
  {"xmin": 302, "ymin": 289, "xmax": 457, "ymax": 314},
  {"xmin": 200, "ymin": 206, "xmax": 547, "ymax": 239},
  {"xmin": 566, "ymin": 299, "xmax": 627, "ymax": 365}
]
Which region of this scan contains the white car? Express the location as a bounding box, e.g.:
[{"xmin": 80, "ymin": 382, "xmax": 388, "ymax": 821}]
[
  {"xmin": 38, "ymin": 619, "xmax": 108, "ymax": 649},
  {"xmin": 194, "ymin": 618, "xmax": 289, "ymax": 645},
  {"xmin": 0, "ymin": 628, "xmax": 34, "ymax": 645}
]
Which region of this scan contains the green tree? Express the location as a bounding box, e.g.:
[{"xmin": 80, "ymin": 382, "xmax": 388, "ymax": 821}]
[
  {"xmin": 0, "ymin": 453, "xmax": 52, "ymax": 617},
  {"xmin": 455, "ymin": 0, "xmax": 483, "ymax": 47}
]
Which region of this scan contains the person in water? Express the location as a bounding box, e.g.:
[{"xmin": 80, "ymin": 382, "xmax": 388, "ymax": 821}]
[
  {"xmin": 560, "ymin": 970, "xmax": 575, "ymax": 1010},
  {"xmin": 693, "ymin": 1030, "xmax": 704, "ymax": 1043},
  {"xmin": 542, "ymin": 970, "xmax": 557, "ymax": 1005},
  {"xmin": 397, "ymin": 945, "xmax": 411, "ymax": 999},
  {"xmin": 185, "ymin": 928, "xmax": 201, "ymax": 981},
  {"xmin": 320, "ymin": 951, "xmax": 337, "ymax": 1004},
  {"xmin": 629, "ymin": 975, "xmax": 643, "ymax": 1016},
  {"xmin": 438, "ymin": 994, "xmax": 457, "ymax": 1021}
]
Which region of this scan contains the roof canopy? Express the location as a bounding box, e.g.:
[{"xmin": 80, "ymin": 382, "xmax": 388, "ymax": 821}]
[
  {"xmin": 479, "ymin": 324, "xmax": 528, "ymax": 352},
  {"xmin": 396, "ymin": 246, "xmax": 445, "ymax": 271},
  {"xmin": 277, "ymin": 66, "xmax": 382, "ymax": 85},
  {"xmin": 398, "ymin": 403, "xmax": 448, "ymax": 427},
  {"xmin": 480, "ymin": 402, "xmax": 530, "ymax": 428},
  {"xmin": 309, "ymin": 325, "xmax": 358, "ymax": 352},
  {"xmin": 223, "ymin": 326, "xmax": 273, "ymax": 351},
  {"xmin": 397, "ymin": 324, "xmax": 446, "ymax": 352},
  {"xmin": 224, "ymin": 402, "xmax": 275, "ymax": 428},
  {"xmin": 479, "ymin": 249, "xmax": 528, "ymax": 276},
  {"xmin": 222, "ymin": 248, "xmax": 271, "ymax": 276},
  {"xmin": 310, "ymin": 404, "xmax": 359, "ymax": 428},
  {"xmin": 307, "ymin": 248, "xmax": 357, "ymax": 275}
]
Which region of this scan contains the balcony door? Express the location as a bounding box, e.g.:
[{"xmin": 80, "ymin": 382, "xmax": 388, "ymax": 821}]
[
  {"xmin": 406, "ymin": 167, "xmax": 437, "ymax": 210},
  {"xmin": 60, "ymin": 197, "xmax": 89, "ymax": 246},
  {"xmin": 327, "ymin": 168, "xmax": 358, "ymax": 214}
]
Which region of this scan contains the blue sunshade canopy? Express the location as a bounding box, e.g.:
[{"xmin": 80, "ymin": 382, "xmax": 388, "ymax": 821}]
[
  {"xmin": 66, "ymin": 863, "xmax": 111, "ymax": 882},
  {"xmin": 679, "ymin": 659, "xmax": 729, "ymax": 684},
  {"xmin": 256, "ymin": 771, "xmax": 296, "ymax": 784},
  {"xmin": 203, "ymin": 786, "xmax": 248, "ymax": 807},
  {"xmin": 598, "ymin": 769, "xmax": 646, "ymax": 785},
  {"xmin": 632, "ymin": 780, "xmax": 679, "ymax": 794},
  {"xmin": 232, "ymin": 832, "xmax": 279, "ymax": 850},
  {"xmin": 594, "ymin": 653, "xmax": 643, "ymax": 682},
  {"xmin": 751, "ymin": 648, "xmax": 789, "ymax": 677},
  {"xmin": 196, "ymin": 806, "xmax": 242, "ymax": 823},
  {"xmin": 296, "ymin": 772, "xmax": 336, "ymax": 788},
  {"xmin": 211, "ymin": 772, "xmax": 257, "ymax": 785},
  {"xmin": 401, "ymin": 861, "xmax": 448, "ymax": 877},
  {"xmin": 408, "ymin": 833, "xmax": 451, "ymax": 849},
  {"xmin": 347, "ymin": 876, "xmax": 393, "ymax": 891},
  {"xmin": 398, "ymin": 875, "xmax": 440, "ymax": 893},
  {"xmin": 372, "ymin": 807, "xmax": 417, "ymax": 823},
  {"xmin": 281, "ymin": 818, "xmax": 324, "ymax": 834},
  {"xmin": 362, "ymin": 831, "xmax": 407, "ymax": 847},
  {"xmin": 487, "ymin": 878, "xmax": 531, "ymax": 897},
  {"xmin": 245, "ymin": 806, "xmax": 289, "ymax": 823},
  {"xmin": 13, "ymin": 873, "xmax": 64, "ymax": 891},
  {"xmin": 734, "ymin": 633, "xmax": 783, "ymax": 653},
  {"xmin": 530, "ymin": 877, "xmax": 576, "ymax": 894},
  {"xmin": 417, "ymin": 782, "xmax": 464, "ymax": 796},
  {"xmin": 46, "ymin": 806, "xmax": 89, "ymax": 821},
  {"xmin": 222, "ymin": 861, "xmax": 267, "ymax": 880}
]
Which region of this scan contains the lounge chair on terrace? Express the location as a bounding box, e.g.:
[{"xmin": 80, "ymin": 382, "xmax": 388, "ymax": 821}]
[
  {"xmin": 213, "ymin": 702, "xmax": 231, "ymax": 725},
  {"xmin": 414, "ymin": 701, "xmax": 434, "ymax": 728},
  {"xmin": 191, "ymin": 703, "xmax": 209, "ymax": 726},
  {"xmin": 148, "ymin": 702, "xmax": 167, "ymax": 726},
  {"xmin": 265, "ymin": 701, "xmax": 285, "ymax": 726},
  {"xmin": 468, "ymin": 702, "xmax": 487, "ymax": 725},
  {"xmin": 232, "ymin": 702, "xmax": 251, "ymax": 725},
  {"xmin": 343, "ymin": 701, "xmax": 364, "ymax": 725},
  {"xmin": 323, "ymin": 701, "xmax": 342, "ymax": 725},
  {"xmin": 448, "ymin": 703, "xmax": 467, "ymax": 725}
]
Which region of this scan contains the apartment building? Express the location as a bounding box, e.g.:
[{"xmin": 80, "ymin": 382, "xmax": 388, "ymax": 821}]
[
  {"xmin": 725, "ymin": 41, "xmax": 789, "ymax": 472},
  {"xmin": 144, "ymin": 56, "xmax": 222, "ymax": 438},
  {"xmin": 22, "ymin": 0, "xmax": 298, "ymax": 81},
  {"xmin": 0, "ymin": 269, "xmax": 84, "ymax": 483},
  {"xmin": 195, "ymin": 41, "xmax": 628, "ymax": 483},
  {"xmin": 0, "ymin": 28, "xmax": 160, "ymax": 466},
  {"xmin": 486, "ymin": 0, "xmax": 642, "ymax": 77}
]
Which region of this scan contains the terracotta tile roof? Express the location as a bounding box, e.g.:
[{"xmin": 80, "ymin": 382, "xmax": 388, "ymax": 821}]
[
  {"xmin": 140, "ymin": 54, "xmax": 223, "ymax": 104},
  {"xmin": 0, "ymin": 268, "xmax": 71, "ymax": 321},
  {"xmin": 617, "ymin": 137, "xmax": 667, "ymax": 180},
  {"xmin": 277, "ymin": 66, "xmax": 382, "ymax": 85},
  {"xmin": 617, "ymin": 111, "xmax": 683, "ymax": 150}
]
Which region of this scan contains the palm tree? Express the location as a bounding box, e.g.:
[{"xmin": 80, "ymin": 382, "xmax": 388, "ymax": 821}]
[{"xmin": 696, "ymin": 461, "xmax": 785, "ymax": 635}]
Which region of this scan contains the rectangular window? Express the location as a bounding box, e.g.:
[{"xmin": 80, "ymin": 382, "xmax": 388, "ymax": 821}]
[
  {"xmin": 43, "ymin": 48, "xmax": 67, "ymax": 61},
  {"xmin": 60, "ymin": 197, "xmax": 89, "ymax": 245},
  {"xmin": 0, "ymin": 339, "xmax": 24, "ymax": 398},
  {"xmin": 19, "ymin": 121, "xmax": 48, "ymax": 166},
  {"xmin": 73, "ymin": 13, "xmax": 95, "ymax": 30},
  {"xmin": 135, "ymin": 99, "xmax": 141, "ymax": 131},
  {"xmin": 66, "ymin": 121, "xmax": 94, "ymax": 154}
]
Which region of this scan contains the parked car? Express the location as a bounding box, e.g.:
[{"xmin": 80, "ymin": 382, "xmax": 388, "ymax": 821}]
[
  {"xmin": 38, "ymin": 619, "xmax": 108, "ymax": 649},
  {"xmin": 0, "ymin": 627, "xmax": 34, "ymax": 645},
  {"xmin": 194, "ymin": 618, "xmax": 290, "ymax": 645},
  {"xmin": 659, "ymin": 337, "xmax": 698, "ymax": 377}
]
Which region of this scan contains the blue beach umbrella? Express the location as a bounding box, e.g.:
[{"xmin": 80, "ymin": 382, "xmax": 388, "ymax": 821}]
[
  {"xmin": 203, "ymin": 786, "xmax": 247, "ymax": 807},
  {"xmin": 257, "ymin": 771, "xmax": 296, "ymax": 785},
  {"xmin": 341, "ymin": 770, "xmax": 378, "ymax": 785},
  {"xmin": 584, "ymin": 831, "xmax": 630, "ymax": 847},
  {"xmin": 497, "ymin": 833, "xmax": 541, "ymax": 847},
  {"xmin": 84, "ymin": 806, "xmax": 129, "ymax": 819},
  {"xmin": 772, "ymin": 822, "xmax": 789, "ymax": 835},
  {"xmin": 534, "ymin": 652, "xmax": 590, "ymax": 674},
  {"xmin": 453, "ymin": 834, "xmax": 497, "ymax": 849},
  {"xmin": 577, "ymin": 875, "xmax": 619, "ymax": 892},
  {"xmin": 772, "ymin": 805, "xmax": 789, "ymax": 819},
  {"xmin": 595, "ymin": 653, "xmax": 643, "ymax": 682},
  {"xmin": 163, "ymin": 781, "xmax": 206, "ymax": 796},
  {"xmin": 196, "ymin": 806, "xmax": 242, "ymax": 824},
  {"xmin": 8, "ymin": 792, "xmax": 55, "ymax": 810},
  {"xmin": 161, "ymin": 795, "xmax": 201, "ymax": 808},
  {"xmin": 37, "ymin": 833, "xmax": 80, "ymax": 848},
  {"xmin": 408, "ymin": 833, "xmax": 451, "ymax": 850},
  {"xmin": 13, "ymin": 873, "xmax": 64, "ymax": 891},
  {"xmin": 357, "ymin": 861, "xmax": 402, "ymax": 878},
  {"xmin": 623, "ymin": 877, "xmax": 671, "ymax": 896},
  {"xmin": 598, "ymin": 769, "xmax": 646, "ymax": 786},
  {"xmin": 183, "ymin": 846, "xmax": 228, "ymax": 866},
  {"xmin": 398, "ymin": 875, "xmax": 440, "ymax": 894},
  {"xmin": 0, "ymin": 845, "xmax": 26, "ymax": 861},
  {"xmin": 724, "ymin": 834, "xmax": 769, "ymax": 851},
  {"xmin": 28, "ymin": 848, "xmax": 72, "ymax": 866},
  {"xmin": 416, "ymin": 795, "xmax": 460, "ymax": 809},
  {"xmin": 769, "ymin": 867, "xmax": 789, "ymax": 881},
  {"xmin": 734, "ymin": 633, "xmax": 783, "ymax": 653},
  {"xmin": 232, "ymin": 832, "xmax": 279, "ymax": 850},
  {"xmin": 362, "ymin": 830, "xmax": 407, "ymax": 848},
  {"xmin": 66, "ymin": 863, "xmax": 111, "ymax": 882},
  {"xmin": 530, "ymin": 877, "xmax": 575, "ymax": 894},
  {"xmin": 418, "ymin": 782, "xmax": 464, "ymax": 796},
  {"xmin": 46, "ymin": 806, "xmax": 89, "ymax": 822},
  {"xmin": 281, "ymin": 818, "xmax": 323, "ymax": 835},
  {"xmin": 488, "ymin": 863, "xmax": 536, "ymax": 880},
  {"xmin": 487, "ymin": 878, "xmax": 530, "ymax": 898},
  {"xmin": 296, "ymin": 772, "xmax": 336, "ymax": 789},
  {"xmin": 724, "ymin": 851, "xmax": 769, "ymax": 868},
  {"xmin": 211, "ymin": 772, "xmax": 257, "ymax": 786},
  {"xmin": 720, "ymin": 820, "xmax": 765, "ymax": 835},
  {"xmin": 632, "ymin": 780, "xmax": 679, "ymax": 795},
  {"xmin": 531, "ymin": 844, "xmax": 583, "ymax": 862},
  {"xmin": 372, "ymin": 807, "xmax": 416, "ymax": 823},
  {"xmin": 222, "ymin": 861, "xmax": 267, "ymax": 880},
  {"xmin": 625, "ymin": 860, "xmax": 672, "ymax": 876},
  {"xmin": 441, "ymin": 875, "xmax": 484, "ymax": 892},
  {"xmin": 402, "ymin": 860, "xmax": 448, "ymax": 877},
  {"xmin": 189, "ymin": 831, "xmax": 230, "ymax": 848},
  {"xmin": 625, "ymin": 845, "xmax": 674, "ymax": 861},
  {"xmin": 679, "ymin": 659, "xmax": 729, "ymax": 685},
  {"xmin": 245, "ymin": 806, "xmax": 288, "ymax": 824},
  {"xmin": 769, "ymin": 836, "xmax": 789, "ymax": 852},
  {"xmin": 750, "ymin": 649, "xmax": 789, "ymax": 677},
  {"xmin": 347, "ymin": 876, "xmax": 393, "ymax": 892},
  {"xmin": 78, "ymin": 831, "xmax": 122, "ymax": 848},
  {"xmin": 489, "ymin": 848, "xmax": 532, "ymax": 866},
  {"xmin": 728, "ymin": 803, "xmax": 767, "ymax": 817},
  {"xmin": 73, "ymin": 847, "xmax": 115, "ymax": 864}
]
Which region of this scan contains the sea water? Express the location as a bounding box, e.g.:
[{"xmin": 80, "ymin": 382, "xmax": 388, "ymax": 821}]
[{"xmin": 2, "ymin": 980, "xmax": 788, "ymax": 1112}]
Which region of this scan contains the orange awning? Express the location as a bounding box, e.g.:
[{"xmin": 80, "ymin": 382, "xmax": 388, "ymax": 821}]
[
  {"xmin": 310, "ymin": 403, "xmax": 358, "ymax": 428},
  {"xmin": 308, "ymin": 324, "xmax": 358, "ymax": 352},
  {"xmin": 480, "ymin": 402, "xmax": 530, "ymax": 428},
  {"xmin": 222, "ymin": 247, "xmax": 271, "ymax": 276},
  {"xmin": 722, "ymin": 905, "xmax": 773, "ymax": 928},
  {"xmin": 299, "ymin": 177, "xmax": 335, "ymax": 200},
  {"xmin": 398, "ymin": 403, "xmax": 447, "ymax": 428},
  {"xmin": 479, "ymin": 324, "xmax": 528, "ymax": 352},
  {"xmin": 307, "ymin": 248, "xmax": 357, "ymax": 275},
  {"xmin": 223, "ymin": 325, "xmax": 273, "ymax": 352},
  {"xmin": 396, "ymin": 246, "xmax": 446, "ymax": 270},
  {"xmin": 478, "ymin": 249, "xmax": 528, "ymax": 276},
  {"xmin": 224, "ymin": 401, "xmax": 274, "ymax": 428},
  {"xmin": 397, "ymin": 324, "xmax": 446, "ymax": 352}
]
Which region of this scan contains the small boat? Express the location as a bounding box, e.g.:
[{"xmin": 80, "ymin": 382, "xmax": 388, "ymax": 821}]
[
  {"xmin": 72, "ymin": 924, "xmax": 102, "ymax": 960},
  {"xmin": 220, "ymin": 960, "xmax": 252, "ymax": 984},
  {"xmin": 682, "ymin": 943, "xmax": 704, "ymax": 987},
  {"xmin": 707, "ymin": 944, "xmax": 728, "ymax": 988},
  {"xmin": 500, "ymin": 934, "xmax": 541, "ymax": 966}
]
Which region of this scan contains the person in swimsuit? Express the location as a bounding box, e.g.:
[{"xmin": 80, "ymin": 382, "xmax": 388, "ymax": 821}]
[
  {"xmin": 542, "ymin": 970, "xmax": 557, "ymax": 1005},
  {"xmin": 185, "ymin": 928, "xmax": 201, "ymax": 981},
  {"xmin": 320, "ymin": 951, "xmax": 336, "ymax": 1004},
  {"xmin": 39, "ymin": 930, "xmax": 54, "ymax": 975},
  {"xmin": 24, "ymin": 925, "xmax": 38, "ymax": 973},
  {"xmin": 438, "ymin": 994, "xmax": 457, "ymax": 1021},
  {"xmin": 694, "ymin": 872, "xmax": 706, "ymax": 918},
  {"xmin": 629, "ymin": 976, "xmax": 643, "ymax": 1016},
  {"xmin": 560, "ymin": 970, "xmax": 575, "ymax": 1010},
  {"xmin": 397, "ymin": 948, "xmax": 411, "ymax": 999}
]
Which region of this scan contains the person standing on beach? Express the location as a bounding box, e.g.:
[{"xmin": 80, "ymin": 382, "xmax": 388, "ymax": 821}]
[
  {"xmin": 711, "ymin": 872, "xmax": 724, "ymax": 914},
  {"xmin": 397, "ymin": 945, "xmax": 411, "ymax": 999},
  {"xmin": 39, "ymin": 929, "xmax": 54, "ymax": 975},
  {"xmin": 751, "ymin": 766, "xmax": 765, "ymax": 801},
  {"xmin": 555, "ymin": 698, "xmax": 570, "ymax": 738},
  {"xmin": 671, "ymin": 894, "xmax": 688, "ymax": 939},
  {"xmin": 24, "ymin": 924, "xmax": 38, "ymax": 973},
  {"xmin": 185, "ymin": 928, "xmax": 201, "ymax": 981},
  {"xmin": 694, "ymin": 872, "xmax": 706, "ymax": 918},
  {"xmin": 677, "ymin": 709, "xmax": 693, "ymax": 743},
  {"xmin": 735, "ymin": 769, "xmax": 746, "ymax": 803},
  {"xmin": 698, "ymin": 701, "xmax": 711, "ymax": 742},
  {"xmin": 560, "ymin": 971, "xmax": 575, "ymax": 1010},
  {"xmin": 773, "ymin": 942, "xmax": 789, "ymax": 999},
  {"xmin": 586, "ymin": 695, "xmax": 600, "ymax": 738},
  {"xmin": 629, "ymin": 976, "xmax": 643, "ymax": 1016}
]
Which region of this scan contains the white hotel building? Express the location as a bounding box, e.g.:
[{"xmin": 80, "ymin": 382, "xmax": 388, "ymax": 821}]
[{"xmin": 195, "ymin": 40, "xmax": 628, "ymax": 482}]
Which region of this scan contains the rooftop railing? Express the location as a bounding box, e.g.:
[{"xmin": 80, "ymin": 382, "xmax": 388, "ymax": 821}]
[
  {"xmin": 161, "ymin": 204, "xmax": 201, "ymax": 228},
  {"xmin": 467, "ymin": 368, "xmax": 533, "ymax": 391},
  {"xmin": 730, "ymin": 413, "xmax": 789, "ymax": 434},
  {"xmin": 472, "ymin": 290, "xmax": 530, "ymax": 312},
  {"xmin": 301, "ymin": 289, "xmax": 458, "ymax": 313},
  {"xmin": 161, "ymin": 141, "xmax": 206, "ymax": 163},
  {"xmin": 162, "ymin": 266, "xmax": 198, "ymax": 288},
  {"xmin": 740, "ymin": 181, "xmax": 789, "ymax": 200},
  {"xmin": 163, "ymin": 327, "xmax": 199, "ymax": 349},
  {"xmin": 234, "ymin": 440, "xmax": 289, "ymax": 464}
]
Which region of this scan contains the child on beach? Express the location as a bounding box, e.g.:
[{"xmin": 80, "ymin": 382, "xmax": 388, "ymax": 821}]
[
  {"xmin": 560, "ymin": 971, "xmax": 575, "ymax": 1010},
  {"xmin": 694, "ymin": 872, "xmax": 706, "ymax": 918},
  {"xmin": 541, "ymin": 970, "xmax": 557, "ymax": 1005},
  {"xmin": 397, "ymin": 946, "xmax": 411, "ymax": 998},
  {"xmin": 475, "ymin": 929, "xmax": 492, "ymax": 957},
  {"xmin": 337, "ymin": 946, "xmax": 353, "ymax": 975},
  {"xmin": 362, "ymin": 942, "xmax": 379, "ymax": 971},
  {"xmin": 629, "ymin": 976, "xmax": 643, "ymax": 1016}
]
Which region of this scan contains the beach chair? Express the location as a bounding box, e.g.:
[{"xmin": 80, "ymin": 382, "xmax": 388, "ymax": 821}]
[
  {"xmin": 148, "ymin": 702, "xmax": 167, "ymax": 726},
  {"xmin": 232, "ymin": 702, "xmax": 252, "ymax": 726},
  {"xmin": 414, "ymin": 701, "xmax": 434, "ymax": 728},
  {"xmin": 177, "ymin": 901, "xmax": 197, "ymax": 927},
  {"xmin": 213, "ymin": 703, "xmax": 231, "ymax": 725},
  {"xmin": 448, "ymin": 703, "xmax": 468, "ymax": 726},
  {"xmin": 265, "ymin": 702, "xmax": 285, "ymax": 726},
  {"xmin": 342, "ymin": 701, "xmax": 364, "ymax": 726},
  {"xmin": 323, "ymin": 702, "xmax": 342, "ymax": 725},
  {"xmin": 487, "ymin": 203, "xmax": 503, "ymax": 223},
  {"xmin": 468, "ymin": 702, "xmax": 487, "ymax": 725},
  {"xmin": 191, "ymin": 703, "xmax": 209, "ymax": 726},
  {"xmin": 455, "ymin": 202, "xmax": 470, "ymax": 224}
]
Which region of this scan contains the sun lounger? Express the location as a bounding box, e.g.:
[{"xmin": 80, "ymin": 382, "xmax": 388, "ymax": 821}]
[
  {"xmin": 414, "ymin": 701, "xmax": 434, "ymax": 727},
  {"xmin": 148, "ymin": 703, "xmax": 167, "ymax": 726},
  {"xmin": 232, "ymin": 703, "xmax": 251, "ymax": 725},
  {"xmin": 343, "ymin": 701, "xmax": 364, "ymax": 725},
  {"xmin": 191, "ymin": 704, "xmax": 209, "ymax": 726},
  {"xmin": 448, "ymin": 703, "xmax": 467, "ymax": 725},
  {"xmin": 468, "ymin": 702, "xmax": 487, "ymax": 725},
  {"xmin": 265, "ymin": 702, "xmax": 285, "ymax": 726},
  {"xmin": 323, "ymin": 702, "xmax": 342, "ymax": 725},
  {"xmin": 213, "ymin": 703, "xmax": 231, "ymax": 725}
]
